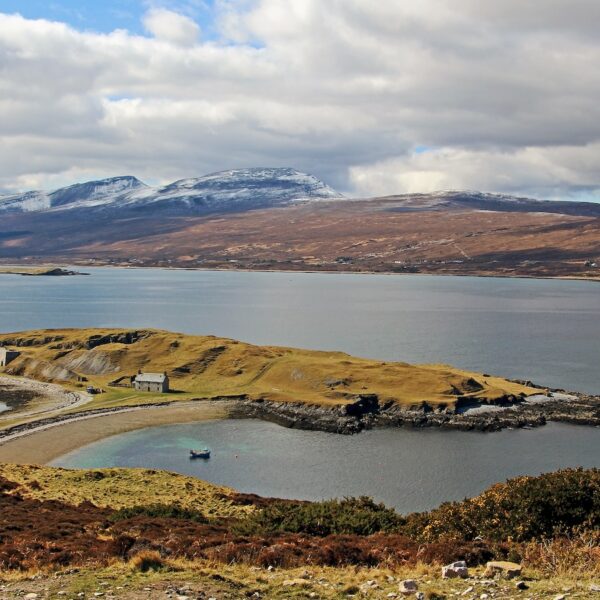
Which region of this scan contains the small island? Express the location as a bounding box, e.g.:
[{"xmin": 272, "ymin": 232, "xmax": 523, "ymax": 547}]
[{"xmin": 0, "ymin": 266, "xmax": 88, "ymax": 276}]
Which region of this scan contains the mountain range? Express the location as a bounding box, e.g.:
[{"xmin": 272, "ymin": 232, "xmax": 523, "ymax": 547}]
[
  {"xmin": 0, "ymin": 168, "xmax": 343, "ymax": 216},
  {"xmin": 0, "ymin": 167, "xmax": 598, "ymax": 279}
]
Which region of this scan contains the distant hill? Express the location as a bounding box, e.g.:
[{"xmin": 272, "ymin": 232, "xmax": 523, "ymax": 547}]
[
  {"xmin": 0, "ymin": 173, "xmax": 598, "ymax": 279},
  {"xmin": 379, "ymin": 190, "xmax": 600, "ymax": 218},
  {"xmin": 0, "ymin": 168, "xmax": 343, "ymax": 216}
]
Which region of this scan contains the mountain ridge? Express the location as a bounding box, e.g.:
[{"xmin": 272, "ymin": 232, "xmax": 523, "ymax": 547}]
[{"xmin": 0, "ymin": 167, "xmax": 343, "ymax": 215}]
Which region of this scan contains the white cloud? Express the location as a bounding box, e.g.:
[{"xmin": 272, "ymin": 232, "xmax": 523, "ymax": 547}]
[
  {"xmin": 142, "ymin": 8, "xmax": 200, "ymax": 46},
  {"xmin": 350, "ymin": 146, "xmax": 600, "ymax": 200},
  {"xmin": 1, "ymin": 2, "xmax": 600, "ymax": 200}
]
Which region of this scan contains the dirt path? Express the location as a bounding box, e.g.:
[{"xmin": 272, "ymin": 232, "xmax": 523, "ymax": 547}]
[{"xmin": 0, "ymin": 376, "xmax": 92, "ymax": 421}]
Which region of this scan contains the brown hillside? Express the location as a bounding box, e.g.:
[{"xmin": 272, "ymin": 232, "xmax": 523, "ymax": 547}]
[{"xmin": 1, "ymin": 197, "xmax": 599, "ymax": 278}]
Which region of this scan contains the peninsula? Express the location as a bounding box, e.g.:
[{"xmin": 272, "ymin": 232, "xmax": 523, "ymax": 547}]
[{"xmin": 0, "ymin": 329, "xmax": 598, "ymax": 462}]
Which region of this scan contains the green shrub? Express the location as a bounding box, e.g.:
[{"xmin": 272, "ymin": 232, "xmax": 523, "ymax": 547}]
[
  {"xmin": 110, "ymin": 503, "xmax": 208, "ymax": 523},
  {"xmin": 401, "ymin": 468, "xmax": 600, "ymax": 543},
  {"xmin": 235, "ymin": 496, "xmax": 404, "ymax": 536}
]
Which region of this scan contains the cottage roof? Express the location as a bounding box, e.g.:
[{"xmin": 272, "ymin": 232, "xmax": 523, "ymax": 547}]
[{"xmin": 135, "ymin": 372, "xmax": 167, "ymax": 383}]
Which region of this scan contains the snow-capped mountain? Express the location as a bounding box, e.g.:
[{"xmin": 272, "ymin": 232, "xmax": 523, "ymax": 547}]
[
  {"xmin": 377, "ymin": 190, "xmax": 600, "ymax": 217},
  {"xmin": 0, "ymin": 168, "xmax": 343, "ymax": 216}
]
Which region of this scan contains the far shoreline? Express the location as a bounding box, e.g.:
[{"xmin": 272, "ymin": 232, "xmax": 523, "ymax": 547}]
[{"xmin": 0, "ymin": 260, "xmax": 598, "ymax": 283}]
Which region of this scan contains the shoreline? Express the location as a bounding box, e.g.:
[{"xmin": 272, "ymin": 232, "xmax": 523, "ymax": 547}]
[
  {"xmin": 0, "ymin": 387, "xmax": 598, "ymax": 465},
  {"xmin": 0, "ymin": 401, "xmax": 231, "ymax": 465},
  {"xmin": 0, "ymin": 260, "xmax": 598, "ymax": 283}
]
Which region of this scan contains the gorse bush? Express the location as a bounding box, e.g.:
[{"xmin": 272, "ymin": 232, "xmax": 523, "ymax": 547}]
[
  {"xmin": 234, "ymin": 469, "xmax": 599, "ymax": 543},
  {"xmin": 402, "ymin": 468, "xmax": 600, "ymax": 543},
  {"xmin": 234, "ymin": 496, "xmax": 403, "ymax": 536},
  {"xmin": 110, "ymin": 503, "xmax": 208, "ymax": 523}
]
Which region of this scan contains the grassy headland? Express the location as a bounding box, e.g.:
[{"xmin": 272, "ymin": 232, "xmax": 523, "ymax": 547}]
[{"xmin": 0, "ymin": 328, "xmax": 538, "ymax": 416}]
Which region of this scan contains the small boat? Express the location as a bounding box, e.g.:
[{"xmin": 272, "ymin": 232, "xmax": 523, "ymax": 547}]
[{"xmin": 189, "ymin": 448, "xmax": 211, "ymax": 459}]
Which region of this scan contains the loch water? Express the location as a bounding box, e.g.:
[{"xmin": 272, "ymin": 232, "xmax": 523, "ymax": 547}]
[
  {"xmin": 2, "ymin": 267, "xmax": 599, "ymax": 510},
  {"xmin": 0, "ymin": 267, "xmax": 598, "ymax": 392},
  {"xmin": 52, "ymin": 419, "xmax": 600, "ymax": 513}
]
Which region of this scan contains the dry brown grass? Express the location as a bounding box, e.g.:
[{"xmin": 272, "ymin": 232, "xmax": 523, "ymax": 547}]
[
  {"xmin": 0, "ymin": 463, "xmax": 250, "ymax": 517},
  {"xmin": 129, "ymin": 550, "xmax": 170, "ymax": 573},
  {"xmin": 0, "ymin": 328, "xmax": 540, "ymax": 412}
]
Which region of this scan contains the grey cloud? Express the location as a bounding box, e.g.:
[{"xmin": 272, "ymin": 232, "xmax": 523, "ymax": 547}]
[{"xmin": 1, "ymin": 2, "xmax": 600, "ymax": 200}]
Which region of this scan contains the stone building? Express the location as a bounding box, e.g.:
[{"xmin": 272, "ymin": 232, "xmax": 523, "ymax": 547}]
[
  {"xmin": 133, "ymin": 372, "xmax": 169, "ymax": 393},
  {"xmin": 0, "ymin": 348, "xmax": 20, "ymax": 367}
]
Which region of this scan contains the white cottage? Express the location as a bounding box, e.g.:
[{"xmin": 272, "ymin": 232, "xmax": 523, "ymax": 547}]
[{"xmin": 133, "ymin": 372, "xmax": 169, "ymax": 393}]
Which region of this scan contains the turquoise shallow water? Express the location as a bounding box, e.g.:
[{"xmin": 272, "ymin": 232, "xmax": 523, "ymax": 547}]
[
  {"xmin": 51, "ymin": 419, "xmax": 600, "ymax": 513},
  {"xmin": 0, "ymin": 267, "xmax": 598, "ymax": 392}
]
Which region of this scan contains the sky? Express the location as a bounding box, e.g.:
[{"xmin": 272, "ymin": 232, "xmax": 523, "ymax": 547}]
[{"xmin": 1, "ymin": 1, "xmax": 600, "ymax": 200}]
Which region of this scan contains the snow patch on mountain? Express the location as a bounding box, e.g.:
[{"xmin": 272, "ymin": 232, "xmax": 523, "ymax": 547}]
[{"xmin": 0, "ymin": 168, "xmax": 343, "ymax": 215}]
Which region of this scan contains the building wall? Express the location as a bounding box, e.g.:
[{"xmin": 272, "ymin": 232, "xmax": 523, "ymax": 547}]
[
  {"xmin": 0, "ymin": 349, "xmax": 20, "ymax": 367},
  {"xmin": 133, "ymin": 379, "xmax": 169, "ymax": 393}
]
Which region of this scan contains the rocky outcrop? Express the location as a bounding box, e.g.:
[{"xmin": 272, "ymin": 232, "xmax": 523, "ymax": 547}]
[
  {"xmin": 442, "ymin": 561, "xmax": 469, "ymax": 579},
  {"xmin": 230, "ymin": 390, "xmax": 600, "ymax": 434},
  {"xmin": 484, "ymin": 561, "xmax": 522, "ymax": 579}
]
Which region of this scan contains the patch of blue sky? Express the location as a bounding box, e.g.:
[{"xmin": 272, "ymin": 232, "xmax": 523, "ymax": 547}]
[
  {"xmin": 0, "ymin": 0, "xmax": 220, "ymax": 39},
  {"xmin": 413, "ymin": 145, "xmax": 433, "ymax": 154}
]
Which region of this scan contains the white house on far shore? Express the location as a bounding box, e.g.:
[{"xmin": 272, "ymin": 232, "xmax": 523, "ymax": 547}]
[{"xmin": 133, "ymin": 372, "xmax": 169, "ymax": 393}]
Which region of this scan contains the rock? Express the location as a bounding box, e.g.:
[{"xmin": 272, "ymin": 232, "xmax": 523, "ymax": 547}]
[
  {"xmin": 399, "ymin": 579, "xmax": 418, "ymax": 595},
  {"xmin": 24, "ymin": 595, "xmax": 38, "ymax": 600},
  {"xmin": 360, "ymin": 580, "xmax": 380, "ymax": 593},
  {"xmin": 442, "ymin": 560, "xmax": 469, "ymax": 579},
  {"xmin": 282, "ymin": 579, "xmax": 310, "ymax": 587},
  {"xmin": 516, "ymin": 581, "xmax": 529, "ymax": 590},
  {"xmin": 590, "ymin": 584, "xmax": 600, "ymax": 593},
  {"xmin": 554, "ymin": 595, "xmax": 567, "ymax": 600},
  {"xmin": 415, "ymin": 594, "xmax": 425, "ymax": 600},
  {"xmin": 484, "ymin": 561, "xmax": 522, "ymax": 579}
]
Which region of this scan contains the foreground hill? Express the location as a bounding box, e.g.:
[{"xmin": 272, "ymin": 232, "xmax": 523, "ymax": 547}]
[
  {"xmin": 0, "ymin": 464, "xmax": 598, "ymax": 598},
  {"xmin": 0, "ymin": 182, "xmax": 598, "ymax": 278}
]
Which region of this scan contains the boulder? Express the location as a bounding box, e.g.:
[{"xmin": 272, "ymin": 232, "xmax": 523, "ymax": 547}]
[
  {"xmin": 442, "ymin": 560, "xmax": 469, "ymax": 579},
  {"xmin": 398, "ymin": 579, "xmax": 419, "ymax": 595},
  {"xmin": 484, "ymin": 561, "xmax": 522, "ymax": 579},
  {"xmin": 282, "ymin": 579, "xmax": 310, "ymax": 587},
  {"xmin": 515, "ymin": 581, "xmax": 529, "ymax": 590}
]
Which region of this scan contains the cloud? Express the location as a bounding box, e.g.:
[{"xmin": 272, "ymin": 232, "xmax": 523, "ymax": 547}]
[
  {"xmin": 1, "ymin": 2, "xmax": 600, "ymax": 200},
  {"xmin": 350, "ymin": 146, "xmax": 600, "ymax": 201},
  {"xmin": 142, "ymin": 8, "xmax": 200, "ymax": 46}
]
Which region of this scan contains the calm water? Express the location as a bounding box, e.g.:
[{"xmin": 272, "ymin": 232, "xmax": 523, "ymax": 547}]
[
  {"xmin": 52, "ymin": 419, "xmax": 600, "ymax": 513},
  {"xmin": 0, "ymin": 267, "xmax": 598, "ymax": 392}
]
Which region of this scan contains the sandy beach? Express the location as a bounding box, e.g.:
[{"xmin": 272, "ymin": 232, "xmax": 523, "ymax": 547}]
[{"xmin": 0, "ymin": 401, "xmax": 231, "ymax": 465}]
